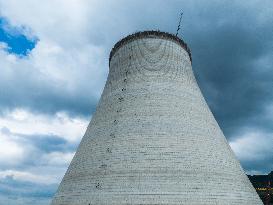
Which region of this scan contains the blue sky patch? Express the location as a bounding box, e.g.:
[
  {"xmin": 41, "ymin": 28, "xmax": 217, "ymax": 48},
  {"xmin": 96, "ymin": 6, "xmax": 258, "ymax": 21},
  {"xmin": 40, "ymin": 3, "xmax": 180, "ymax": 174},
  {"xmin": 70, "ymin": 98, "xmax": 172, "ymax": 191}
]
[{"xmin": 0, "ymin": 17, "xmax": 37, "ymax": 56}]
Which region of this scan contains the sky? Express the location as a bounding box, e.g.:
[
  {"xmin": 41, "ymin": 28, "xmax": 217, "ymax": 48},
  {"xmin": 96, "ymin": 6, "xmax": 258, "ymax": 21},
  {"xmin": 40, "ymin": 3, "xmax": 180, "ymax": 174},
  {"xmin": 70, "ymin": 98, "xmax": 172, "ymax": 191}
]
[{"xmin": 0, "ymin": 0, "xmax": 272, "ymax": 204}]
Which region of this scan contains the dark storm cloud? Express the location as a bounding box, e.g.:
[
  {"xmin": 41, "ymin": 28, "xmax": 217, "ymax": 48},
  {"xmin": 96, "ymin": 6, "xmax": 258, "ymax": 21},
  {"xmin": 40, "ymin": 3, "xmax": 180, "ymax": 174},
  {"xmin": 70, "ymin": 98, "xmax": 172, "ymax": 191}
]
[
  {"xmin": 83, "ymin": 0, "xmax": 273, "ymax": 140},
  {"xmin": 98, "ymin": 0, "xmax": 273, "ymax": 174},
  {"xmin": 184, "ymin": 2, "xmax": 273, "ymax": 138},
  {"xmin": 173, "ymin": 1, "xmax": 273, "ymax": 174}
]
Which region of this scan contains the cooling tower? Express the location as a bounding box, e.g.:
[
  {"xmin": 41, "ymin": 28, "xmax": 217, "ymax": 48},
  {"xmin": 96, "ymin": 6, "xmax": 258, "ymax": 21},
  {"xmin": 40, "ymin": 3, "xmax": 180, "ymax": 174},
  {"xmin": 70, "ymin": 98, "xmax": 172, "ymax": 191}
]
[{"xmin": 51, "ymin": 31, "xmax": 262, "ymax": 205}]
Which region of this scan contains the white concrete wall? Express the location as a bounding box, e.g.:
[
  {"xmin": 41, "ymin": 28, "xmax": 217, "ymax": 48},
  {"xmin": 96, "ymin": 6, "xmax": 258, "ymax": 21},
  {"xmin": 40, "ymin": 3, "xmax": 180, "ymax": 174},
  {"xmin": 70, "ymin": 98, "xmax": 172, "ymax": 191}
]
[{"xmin": 51, "ymin": 34, "xmax": 263, "ymax": 205}]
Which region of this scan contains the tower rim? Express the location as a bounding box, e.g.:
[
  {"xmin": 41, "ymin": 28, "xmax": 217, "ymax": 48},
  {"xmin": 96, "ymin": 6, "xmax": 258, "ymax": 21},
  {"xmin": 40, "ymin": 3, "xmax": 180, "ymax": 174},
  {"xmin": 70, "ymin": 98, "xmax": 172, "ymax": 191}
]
[{"xmin": 109, "ymin": 30, "xmax": 192, "ymax": 65}]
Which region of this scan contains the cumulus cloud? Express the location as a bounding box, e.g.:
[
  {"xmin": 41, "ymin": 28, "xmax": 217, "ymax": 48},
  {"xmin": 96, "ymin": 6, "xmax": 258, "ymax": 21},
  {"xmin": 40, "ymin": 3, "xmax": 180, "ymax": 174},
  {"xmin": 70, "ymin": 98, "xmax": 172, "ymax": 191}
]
[
  {"xmin": 0, "ymin": 170, "xmax": 56, "ymax": 185},
  {"xmin": 0, "ymin": 109, "xmax": 87, "ymax": 169},
  {"xmin": 0, "ymin": 109, "xmax": 88, "ymax": 142},
  {"xmin": 0, "ymin": 128, "xmax": 25, "ymax": 166},
  {"xmin": 0, "ymin": 109, "xmax": 86, "ymax": 204},
  {"xmin": 41, "ymin": 151, "xmax": 75, "ymax": 166},
  {"xmin": 230, "ymin": 129, "xmax": 273, "ymax": 175},
  {"xmin": 0, "ymin": 1, "xmax": 107, "ymax": 117}
]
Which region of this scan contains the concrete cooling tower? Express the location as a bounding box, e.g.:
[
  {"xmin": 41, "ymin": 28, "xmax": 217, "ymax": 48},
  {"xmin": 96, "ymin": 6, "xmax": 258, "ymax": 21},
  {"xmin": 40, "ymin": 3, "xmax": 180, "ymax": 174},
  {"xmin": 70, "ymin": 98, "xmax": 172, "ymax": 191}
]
[{"xmin": 51, "ymin": 31, "xmax": 262, "ymax": 205}]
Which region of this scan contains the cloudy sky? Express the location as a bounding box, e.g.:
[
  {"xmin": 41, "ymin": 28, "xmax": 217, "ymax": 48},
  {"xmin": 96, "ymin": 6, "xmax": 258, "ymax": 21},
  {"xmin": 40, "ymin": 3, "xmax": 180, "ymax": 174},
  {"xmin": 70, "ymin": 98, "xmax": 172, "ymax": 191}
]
[{"xmin": 0, "ymin": 0, "xmax": 272, "ymax": 204}]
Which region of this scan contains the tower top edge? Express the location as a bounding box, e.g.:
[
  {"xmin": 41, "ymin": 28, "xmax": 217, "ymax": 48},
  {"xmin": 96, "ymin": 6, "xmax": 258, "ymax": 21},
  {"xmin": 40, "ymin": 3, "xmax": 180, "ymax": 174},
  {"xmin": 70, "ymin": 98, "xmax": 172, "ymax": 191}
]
[{"xmin": 109, "ymin": 30, "xmax": 192, "ymax": 65}]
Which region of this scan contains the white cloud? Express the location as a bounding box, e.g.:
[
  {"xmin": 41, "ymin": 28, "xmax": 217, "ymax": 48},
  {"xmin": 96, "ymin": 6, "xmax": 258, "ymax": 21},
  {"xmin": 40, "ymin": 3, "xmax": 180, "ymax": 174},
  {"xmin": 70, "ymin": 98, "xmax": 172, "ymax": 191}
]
[
  {"xmin": 0, "ymin": 109, "xmax": 81, "ymax": 188},
  {"xmin": 0, "ymin": 131, "xmax": 25, "ymax": 166},
  {"xmin": 230, "ymin": 130, "xmax": 273, "ymax": 161},
  {"xmin": 0, "ymin": 108, "xmax": 86, "ymax": 185},
  {"xmin": 1, "ymin": 109, "xmax": 88, "ymax": 142},
  {"xmin": 0, "ymin": 0, "xmax": 108, "ymax": 118},
  {"xmin": 0, "ymin": 170, "xmax": 57, "ymax": 184},
  {"xmin": 0, "ymin": 0, "xmax": 91, "ymax": 43},
  {"xmin": 0, "ymin": 41, "xmax": 8, "ymax": 50},
  {"xmin": 42, "ymin": 151, "xmax": 75, "ymax": 166}
]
